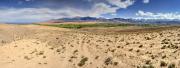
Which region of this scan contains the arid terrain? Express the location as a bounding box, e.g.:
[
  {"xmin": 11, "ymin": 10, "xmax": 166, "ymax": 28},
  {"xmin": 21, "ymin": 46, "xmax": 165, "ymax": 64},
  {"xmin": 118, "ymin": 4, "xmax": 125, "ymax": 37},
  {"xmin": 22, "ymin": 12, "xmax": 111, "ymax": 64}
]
[{"xmin": 0, "ymin": 24, "xmax": 180, "ymax": 68}]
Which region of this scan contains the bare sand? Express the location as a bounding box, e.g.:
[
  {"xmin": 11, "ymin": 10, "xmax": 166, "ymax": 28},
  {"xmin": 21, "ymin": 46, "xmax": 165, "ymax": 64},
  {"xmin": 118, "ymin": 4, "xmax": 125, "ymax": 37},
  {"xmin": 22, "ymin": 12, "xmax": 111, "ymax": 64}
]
[{"xmin": 0, "ymin": 24, "xmax": 180, "ymax": 68}]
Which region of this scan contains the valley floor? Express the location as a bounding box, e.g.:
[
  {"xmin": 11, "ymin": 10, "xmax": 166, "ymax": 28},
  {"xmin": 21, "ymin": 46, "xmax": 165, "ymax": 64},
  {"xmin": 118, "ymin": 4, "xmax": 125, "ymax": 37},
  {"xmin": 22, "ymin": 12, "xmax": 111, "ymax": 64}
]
[{"xmin": 0, "ymin": 24, "xmax": 180, "ymax": 68}]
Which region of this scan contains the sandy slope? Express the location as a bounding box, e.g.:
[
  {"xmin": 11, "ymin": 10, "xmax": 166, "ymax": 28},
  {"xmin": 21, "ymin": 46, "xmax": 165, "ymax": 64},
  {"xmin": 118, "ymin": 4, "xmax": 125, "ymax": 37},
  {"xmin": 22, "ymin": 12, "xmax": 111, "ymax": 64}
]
[{"xmin": 0, "ymin": 24, "xmax": 180, "ymax": 68}]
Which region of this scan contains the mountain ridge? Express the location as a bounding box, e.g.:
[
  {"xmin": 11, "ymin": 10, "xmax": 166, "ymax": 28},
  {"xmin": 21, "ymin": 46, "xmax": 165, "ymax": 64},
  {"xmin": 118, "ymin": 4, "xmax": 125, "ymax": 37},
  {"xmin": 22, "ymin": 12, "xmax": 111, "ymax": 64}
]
[{"xmin": 47, "ymin": 17, "xmax": 180, "ymax": 25}]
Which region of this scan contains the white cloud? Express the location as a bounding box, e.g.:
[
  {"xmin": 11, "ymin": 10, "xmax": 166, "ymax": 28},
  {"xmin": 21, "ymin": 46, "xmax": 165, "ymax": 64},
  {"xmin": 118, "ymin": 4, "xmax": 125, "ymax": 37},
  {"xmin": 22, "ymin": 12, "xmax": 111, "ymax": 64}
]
[
  {"xmin": 136, "ymin": 10, "xmax": 180, "ymax": 19},
  {"xmin": 0, "ymin": 7, "xmax": 117, "ymax": 22},
  {"xmin": 0, "ymin": 8, "xmax": 83, "ymax": 22},
  {"xmin": 88, "ymin": 0, "xmax": 135, "ymax": 17},
  {"xmin": 136, "ymin": 10, "xmax": 153, "ymax": 16},
  {"xmin": 143, "ymin": 0, "xmax": 150, "ymax": 4},
  {"xmin": 106, "ymin": 0, "xmax": 135, "ymax": 8},
  {"xmin": 89, "ymin": 3, "xmax": 119, "ymax": 16},
  {"xmin": 0, "ymin": 0, "xmax": 136, "ymax": 22}
]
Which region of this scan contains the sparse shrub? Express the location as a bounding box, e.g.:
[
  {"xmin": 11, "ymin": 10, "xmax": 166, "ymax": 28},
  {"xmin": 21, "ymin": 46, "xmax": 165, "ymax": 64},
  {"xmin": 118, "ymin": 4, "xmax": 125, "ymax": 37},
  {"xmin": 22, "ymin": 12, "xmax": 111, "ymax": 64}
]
[
  {"xmin": 71, "ymin": 56, "xmax": 77, "ymax": 58},
  {"xmin": 1, "ymin": 40, "xmax": 6, "ymax": 43},
  {"xmin": 136, "ymin": 42, "xmax": 140, "ymax": 44},
  {"xmin": 95, "ymin": 56, "xmax": 99, "ymax": 59},
  {"xmin": 177, "ymin": 34, "xmax": 180, "ymax": 36},
  {"xmin": 162, "ymin": 55, "xmax": 166, "ymax": 59},
  {"xmin": 56, "ymin": 37, "xmax": 59, "ymax": 39},
  {"xmin": 38, "ymin": 63, "xmax": 41, "ymax": 64},
  {"xmin": 104, "ymin": 57, "xmax": 112, "ymax": 65},
  {"xmin": 145, "ymin": 60, "xmax": 151, "ymax": 65},
  {"xmin": 161, "ymin": 39, "xmax": 170, "ymax": 44},
  {"xmin": 173, "ymin": 50, "xmax": 177, "ymax": 53},
  {"xmin": 161, "ymin": 45, "xmax": 166, "ymax": 49},
  {"xmin": 149, "ymin": 45, "xmax": 153, "ymax": 48},
  {"xmin": 106, "ymin": 44, "xmax": 109, "ymax": 47},
  {"xmin": 151, "ymin": 55, "xmax": 156, "ymax": 59},
  {"xmin": 113, "ymin": 62, "xmax": 118, "ymax": 66},
  {"xmin": 108, "ymin": 40, "xmax": 112, "ymax": 42},
  {"xmin": 78, "ymin": 57, "xmax": 88, "ymax": 67},
  {"xmin": 44, "ymin": 63, "xmax": 47, "ymax": 64},
  {"xmin": 160, "ymin": 61, "xmax": 167, "ymax": 67},
  {"xmin": 145, "ymin": 51, "xmax": 152, "ymax": 54},
  {"xmin": 38, "ymin": 51, "xmax": 44, "ymax": 55},
  {"xmin": 73, "ymin": 50, "xmax": 78, "ymax": 54},
  {"xmin": 43, "ymin": 56, "xmax": 46, "ymax": 58},
  {"xmin": 142, "ymin": 65, "xmax": 154, "ymax": 68},
  {"xmin": 145, "ymin": 37, "xmax": 151, "ymax": 40},
  {"xmin": 24, "ymin": 56, "xmax": 31, "ymax": 60},
  {"xmin": 139, "ymin": 45, "xmax": 143, "ymax": 48},
  {"xmin": 168, "ymin": 63, "xmax": 175, "ymax": 68},
  {"xmin": 56, "ymin": 49, "xmax": 61, "ymax": 52},
  {"xmin": 49, "ymin": 47, "xmax": 54, "ymax": 50},
  {"xmin": 166, "ymin": 44, "xmax": 178, "ymax": 49},
  {"xmin": 70, "ymin": 45, "xmax": 74, "ymax": 47},
  {"xmin": 136, "ymin": 49, "xmax": 140, "ymax": 52},
  {"xmin": 129, "ymin": 48, "xmax": 133, "ymax": 51},
  {"xmin": 86, "ymin": 40, "xmax": 90, "ymax": 43},
  {"xmin": 68, "ymin": 59, "xmax": 72, "ymax": 62},
  {"xmin": 126, "ymin": 42, "xmax": 130, "ymax": 45},
  {"xmin": 111, "ymin": 49, "xmax": 115, "ymax": 52},
  {"xmin": 170, "ymin": 44, "xmax": 178, "ymax": 49},
  {"xmin": 117, "ymin": 46, "xmax": 121, "ymax": 48}
]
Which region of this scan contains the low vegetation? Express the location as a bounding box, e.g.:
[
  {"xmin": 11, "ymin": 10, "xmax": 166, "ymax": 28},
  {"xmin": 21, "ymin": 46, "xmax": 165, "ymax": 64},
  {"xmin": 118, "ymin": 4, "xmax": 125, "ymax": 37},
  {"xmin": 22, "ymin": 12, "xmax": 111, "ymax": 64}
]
[
  {"xmin": 78, "ymin": 57, "xmax": 88, "ymax": 67},
  {"xmin": 38, "ymin": 23, "xmax": 158, "ymax": 29}
]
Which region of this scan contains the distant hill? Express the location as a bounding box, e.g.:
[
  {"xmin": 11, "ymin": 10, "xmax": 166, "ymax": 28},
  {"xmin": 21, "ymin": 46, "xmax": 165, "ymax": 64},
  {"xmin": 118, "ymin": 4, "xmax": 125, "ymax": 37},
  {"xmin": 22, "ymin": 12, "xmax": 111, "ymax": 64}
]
[
  {"xmin": 47, "ymin": 17, "xmax": 133, "ymax": 24},
  {"xmin": 46, "ymin": 17, "xmax": 180, "ymax": 25}
]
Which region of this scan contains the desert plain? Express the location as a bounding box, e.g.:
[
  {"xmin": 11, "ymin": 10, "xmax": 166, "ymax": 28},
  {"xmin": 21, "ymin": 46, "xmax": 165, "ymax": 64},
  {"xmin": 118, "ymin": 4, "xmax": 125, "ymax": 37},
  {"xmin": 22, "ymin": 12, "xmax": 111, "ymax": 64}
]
[{"xmin": 0, "ymin": 23, "xmax": 180, "ymax": 68}]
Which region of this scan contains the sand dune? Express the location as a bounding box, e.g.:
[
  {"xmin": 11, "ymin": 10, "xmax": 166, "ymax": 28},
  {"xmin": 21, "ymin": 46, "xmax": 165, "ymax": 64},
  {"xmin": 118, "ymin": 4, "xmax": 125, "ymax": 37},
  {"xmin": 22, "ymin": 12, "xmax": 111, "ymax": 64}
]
[{"xmin": 0, "ymin": 24, "xmax": 180, "ymax": 68}]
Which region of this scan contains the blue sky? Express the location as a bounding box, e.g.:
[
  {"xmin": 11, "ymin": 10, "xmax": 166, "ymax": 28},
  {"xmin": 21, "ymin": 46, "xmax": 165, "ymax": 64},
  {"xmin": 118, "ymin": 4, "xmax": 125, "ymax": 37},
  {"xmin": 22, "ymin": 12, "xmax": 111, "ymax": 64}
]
[{"xmin": 0, "ymin": 0, "xmax": 180, "ymax": 23}]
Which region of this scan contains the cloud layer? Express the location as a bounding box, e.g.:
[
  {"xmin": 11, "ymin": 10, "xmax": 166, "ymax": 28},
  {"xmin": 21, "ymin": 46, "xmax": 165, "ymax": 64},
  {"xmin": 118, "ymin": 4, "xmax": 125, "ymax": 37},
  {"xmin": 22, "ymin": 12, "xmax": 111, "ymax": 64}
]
[
  {"xmin": 0, "ymin": 0, "xmax": 136, "ymax": 22},
  {"xmin": 136, "ymin": 10, "xmax": 180, "ymax": 19}
]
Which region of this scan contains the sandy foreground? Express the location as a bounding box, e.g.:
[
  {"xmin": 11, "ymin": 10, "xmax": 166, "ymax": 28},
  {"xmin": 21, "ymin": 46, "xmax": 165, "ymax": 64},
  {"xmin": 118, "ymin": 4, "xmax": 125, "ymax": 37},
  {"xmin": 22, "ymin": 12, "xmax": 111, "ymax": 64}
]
[{"xmin": 0, "ymin": 24, "xmax": 180, "ymax": 68}]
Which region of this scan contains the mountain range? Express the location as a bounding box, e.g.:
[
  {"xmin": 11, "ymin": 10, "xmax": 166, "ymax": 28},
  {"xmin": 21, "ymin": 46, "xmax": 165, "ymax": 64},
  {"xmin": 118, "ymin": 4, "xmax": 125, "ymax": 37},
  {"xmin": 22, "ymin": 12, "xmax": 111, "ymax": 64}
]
[{"xmin": 48, "ymin": 17, "xmax": 180, "ymax": 25}]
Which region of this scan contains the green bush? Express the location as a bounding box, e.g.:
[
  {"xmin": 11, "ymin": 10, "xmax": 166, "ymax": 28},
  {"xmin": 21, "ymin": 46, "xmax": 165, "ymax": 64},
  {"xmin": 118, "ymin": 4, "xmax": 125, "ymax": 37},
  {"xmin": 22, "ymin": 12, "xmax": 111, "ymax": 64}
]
[{"xmin": 38, "ymin": 23, "xmax": 157, "ymax": 29}]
